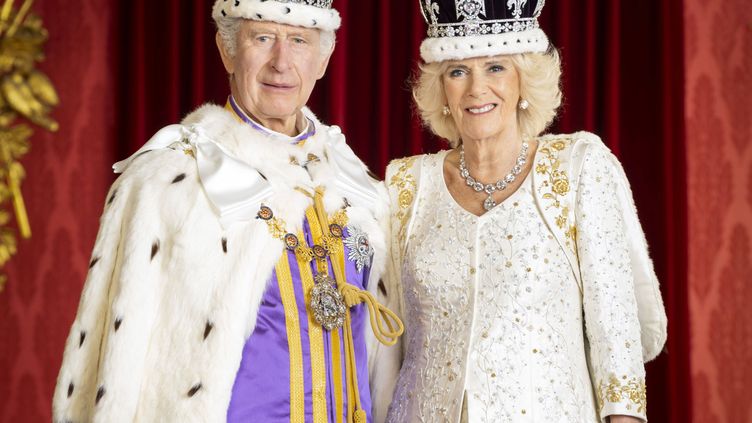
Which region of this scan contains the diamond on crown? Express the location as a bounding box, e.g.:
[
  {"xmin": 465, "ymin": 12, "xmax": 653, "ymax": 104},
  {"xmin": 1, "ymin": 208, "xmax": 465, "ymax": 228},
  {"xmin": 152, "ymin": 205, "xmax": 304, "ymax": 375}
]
[
  {"xmin": 456, "ymin": 0, "xmax": 486, "ymax": 21},
  {"xmin": 421, "ymin": 0, "xmax": 441, "ymax": 25},
  {"xmin": 506, "ymin": 0, "xmax": 528, "ymax": 19}
]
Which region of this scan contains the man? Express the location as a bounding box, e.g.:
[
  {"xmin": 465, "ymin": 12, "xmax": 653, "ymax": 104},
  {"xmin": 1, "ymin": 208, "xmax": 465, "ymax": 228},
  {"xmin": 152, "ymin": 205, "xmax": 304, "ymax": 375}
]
[{"xmin": 52, "ymin": 1, "xmax": 402, "ymax": 422}]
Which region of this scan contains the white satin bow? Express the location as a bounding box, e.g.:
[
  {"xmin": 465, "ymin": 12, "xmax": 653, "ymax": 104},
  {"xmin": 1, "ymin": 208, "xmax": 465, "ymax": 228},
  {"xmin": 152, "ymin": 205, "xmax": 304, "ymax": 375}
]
[
  {"xmin": 113, "ymin": 124, "xmax": 273, "ymax": 228},
  {"xmin": 112, "ymin": 122, "xmax": 379, "ymax": 228}
]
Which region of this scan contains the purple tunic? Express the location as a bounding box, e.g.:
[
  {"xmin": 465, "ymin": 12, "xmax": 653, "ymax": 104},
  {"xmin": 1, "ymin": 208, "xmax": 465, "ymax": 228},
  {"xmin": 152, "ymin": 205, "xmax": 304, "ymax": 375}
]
[{"xmin": 227, "ymin": 218, "xmax": 373, "ymax": 423}]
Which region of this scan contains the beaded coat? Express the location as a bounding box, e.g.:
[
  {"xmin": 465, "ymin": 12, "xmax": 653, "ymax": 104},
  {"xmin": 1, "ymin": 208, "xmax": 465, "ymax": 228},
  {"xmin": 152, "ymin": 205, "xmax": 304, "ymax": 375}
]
[
  {"xmin": 379, "ymin": 132, "xmax": 666, "ymax": 423},
  {"xmin": 51, "ymin": 105, "xmax": 395, "ymax": 423}
]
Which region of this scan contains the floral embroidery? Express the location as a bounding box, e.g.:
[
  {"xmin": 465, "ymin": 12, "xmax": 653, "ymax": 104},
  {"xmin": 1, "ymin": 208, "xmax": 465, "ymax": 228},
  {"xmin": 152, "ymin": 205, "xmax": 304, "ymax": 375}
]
[
  {"xmin": 536, "ymin": 139, "xmax": 577, "ymax": 246},
  {"xmin": 388, "ymin": 157, "xmax": 418, "ymax": 247},
  {"xmin": 552, "ymin": 178, "xmax": 570, "ymax": 196},
  {"xmin": 597, "ymin": 374, "xmax": 647, "ymax": 414}
]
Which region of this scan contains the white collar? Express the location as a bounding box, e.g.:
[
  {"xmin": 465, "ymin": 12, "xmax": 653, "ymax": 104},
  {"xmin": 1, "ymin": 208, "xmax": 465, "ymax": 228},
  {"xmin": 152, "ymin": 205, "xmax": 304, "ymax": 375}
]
[{"xmin": 227, "ymin": 95, "xmax": 315, "ymax": 145}]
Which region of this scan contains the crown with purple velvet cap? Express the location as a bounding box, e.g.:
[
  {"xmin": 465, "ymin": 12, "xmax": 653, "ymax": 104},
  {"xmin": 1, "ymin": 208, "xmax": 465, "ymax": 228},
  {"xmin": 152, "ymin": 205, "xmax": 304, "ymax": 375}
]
[
  {"xmin": 419, "ymin": 0, "xmax": 549, "ymax": 63},
  {"xmin": 212, "ymin": 0, "xmax": 341, "ymax": 32}
]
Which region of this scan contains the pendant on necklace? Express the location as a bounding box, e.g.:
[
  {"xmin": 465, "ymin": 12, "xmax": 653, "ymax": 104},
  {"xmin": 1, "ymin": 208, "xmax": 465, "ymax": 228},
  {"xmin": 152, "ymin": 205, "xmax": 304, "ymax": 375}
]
[
  {"xmin": 310, "ymin": 274, "xmax": 346, "ymax": 330},
  {"xmin": 459, "ymin": 139, "xmax": 529, "ymax": 212},
  {"xmin": 483, "ymin": 195, "xmax": 497, "ymax": 211}
]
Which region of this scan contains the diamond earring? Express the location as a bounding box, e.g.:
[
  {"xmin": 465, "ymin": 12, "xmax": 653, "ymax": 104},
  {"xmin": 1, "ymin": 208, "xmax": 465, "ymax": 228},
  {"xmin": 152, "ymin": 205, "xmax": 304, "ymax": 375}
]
[
  {"xmin": 442, "ymin": 105, "xmax": 451, "ymax": 116},
  {"xmin": 518, "ymin": 99, "xmax": 529, "ymax": 110}
]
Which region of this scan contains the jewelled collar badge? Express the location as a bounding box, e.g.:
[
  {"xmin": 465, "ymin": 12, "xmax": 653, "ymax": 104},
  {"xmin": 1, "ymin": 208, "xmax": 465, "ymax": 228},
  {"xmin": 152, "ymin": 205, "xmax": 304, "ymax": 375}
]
[
  {"xmin": 311, "ymin": 274, "xmax": 347, "ymax": 330},
  {"xmin": 419, "ymin": 0, "xmax": 550, "ymax": 63}
]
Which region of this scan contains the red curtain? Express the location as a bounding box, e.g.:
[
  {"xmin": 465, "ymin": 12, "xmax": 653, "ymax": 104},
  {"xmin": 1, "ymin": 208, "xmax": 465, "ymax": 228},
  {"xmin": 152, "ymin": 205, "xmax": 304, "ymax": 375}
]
[{"xmin": 0, "ymin": 0, "xmax": 689, "ymax": 421}]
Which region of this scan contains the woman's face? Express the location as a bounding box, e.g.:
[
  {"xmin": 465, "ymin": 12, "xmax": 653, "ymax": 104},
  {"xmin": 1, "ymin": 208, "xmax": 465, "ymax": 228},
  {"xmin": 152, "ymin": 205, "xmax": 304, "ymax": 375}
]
[{"xmin": 442, "ymin": 55, "xmax": 521, "ymax": 142}]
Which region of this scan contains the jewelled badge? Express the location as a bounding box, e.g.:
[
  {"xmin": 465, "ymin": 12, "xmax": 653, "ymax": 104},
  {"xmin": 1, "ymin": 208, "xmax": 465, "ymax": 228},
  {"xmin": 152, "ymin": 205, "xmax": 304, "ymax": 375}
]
[
  {"xmin": 310, "ymin": 274, "xmax": 346, "ymax": 330},
  {"xmin": 343, "ymin": 226, "xmax": 373, "ymax": 273},
  {"xmin": 283, "ymin": 233, "xmax": 300, "ymax": 250},
  {"xmin": 329, "ymin": 223, "xmax": 344, "ymax": 238},
  {"xmin": 257, "ymin": 205, "xmax": 274, "ymax": 220}
]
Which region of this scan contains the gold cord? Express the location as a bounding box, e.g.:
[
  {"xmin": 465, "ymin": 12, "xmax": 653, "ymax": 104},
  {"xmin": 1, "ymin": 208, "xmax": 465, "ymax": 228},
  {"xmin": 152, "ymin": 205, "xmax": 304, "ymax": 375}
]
[{"xmin": 311, "ymin": 188, "xmax": 404, "ymax": 422}]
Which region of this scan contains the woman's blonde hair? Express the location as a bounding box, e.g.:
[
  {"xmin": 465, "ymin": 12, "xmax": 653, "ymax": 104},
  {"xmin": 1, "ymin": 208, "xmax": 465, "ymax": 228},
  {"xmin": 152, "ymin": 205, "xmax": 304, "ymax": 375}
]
[{"xmin": 413, "ymin": 49, "xmax": 562, "ymax": 147}]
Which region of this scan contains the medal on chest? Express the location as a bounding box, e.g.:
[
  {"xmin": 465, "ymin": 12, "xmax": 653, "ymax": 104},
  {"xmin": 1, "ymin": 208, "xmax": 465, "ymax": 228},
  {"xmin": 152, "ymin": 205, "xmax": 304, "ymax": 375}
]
[
  {"xmin": 311, "ymin": 273, "xmax": 347, "ymax": 330},
  {"xmin": 343, "ymin": 226, "xmax": 374, "ymax": 273}
]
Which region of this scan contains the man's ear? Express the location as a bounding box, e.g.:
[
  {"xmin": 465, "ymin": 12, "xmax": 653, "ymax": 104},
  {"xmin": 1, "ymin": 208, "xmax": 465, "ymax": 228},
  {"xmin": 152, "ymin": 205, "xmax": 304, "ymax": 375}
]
[
  {"xmin": 316, "ymin": 49, "xmax": 333, "ymax": 80},
  {"xmin": 216, "ymin": 32, "xmax": 235, "ymax": 75}
]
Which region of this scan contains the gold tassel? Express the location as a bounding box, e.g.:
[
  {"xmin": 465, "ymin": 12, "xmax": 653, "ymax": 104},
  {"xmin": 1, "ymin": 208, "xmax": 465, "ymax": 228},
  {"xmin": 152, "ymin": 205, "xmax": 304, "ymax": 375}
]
[{"xmin": 353, "ymin": 408, "xmax": 367, "ymax": 423}]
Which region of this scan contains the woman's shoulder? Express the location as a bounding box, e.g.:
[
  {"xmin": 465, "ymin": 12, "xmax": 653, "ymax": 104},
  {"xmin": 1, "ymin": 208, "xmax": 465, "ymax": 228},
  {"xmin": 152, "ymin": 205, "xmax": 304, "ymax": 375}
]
[
  {"xmin": 385, "ymin": 151, "xmax": 448, "ymax": 178},
  {"xmin": 535, "ymin": 131, "xmax": 615, "ymax": 166},
  {"xmin": 536, "ymin": 131, "xmax": 606, "ymax": 150}
]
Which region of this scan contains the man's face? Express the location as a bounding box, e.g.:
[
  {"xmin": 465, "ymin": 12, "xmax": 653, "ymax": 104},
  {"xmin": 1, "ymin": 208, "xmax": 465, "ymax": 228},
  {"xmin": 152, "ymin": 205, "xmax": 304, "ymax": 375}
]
[{"xmin": 218, "ymin": 20, "xmax": 331, "ymax": 125}]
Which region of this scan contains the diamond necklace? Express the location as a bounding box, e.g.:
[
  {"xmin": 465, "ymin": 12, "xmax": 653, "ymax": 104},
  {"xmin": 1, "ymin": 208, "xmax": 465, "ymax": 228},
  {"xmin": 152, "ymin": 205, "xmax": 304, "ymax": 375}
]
[{"xmin": 459, "ymin": 140, "xmax": 530, "ymax": 211}]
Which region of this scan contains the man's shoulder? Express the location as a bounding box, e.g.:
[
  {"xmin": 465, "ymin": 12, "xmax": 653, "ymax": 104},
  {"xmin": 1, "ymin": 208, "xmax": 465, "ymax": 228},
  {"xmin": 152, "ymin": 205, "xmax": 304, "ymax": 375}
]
[
  {"xmin": 118, "ymin": 147, "xmax": 195, "ymax": 183},
  {"xmin": 181, "ymin": 103, "xmax": 237, "ymax": 135},
  {"xmin": 116, "ymin": 103, "xmax": 238, "ymax": 187}
]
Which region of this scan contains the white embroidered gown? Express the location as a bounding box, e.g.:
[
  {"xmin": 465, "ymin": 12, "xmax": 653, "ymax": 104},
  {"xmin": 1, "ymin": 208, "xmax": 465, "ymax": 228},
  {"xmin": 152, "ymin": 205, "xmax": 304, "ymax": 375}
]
[{"xmin": 385, "ymin": 141, "xmax": 647, "ymax": 423}]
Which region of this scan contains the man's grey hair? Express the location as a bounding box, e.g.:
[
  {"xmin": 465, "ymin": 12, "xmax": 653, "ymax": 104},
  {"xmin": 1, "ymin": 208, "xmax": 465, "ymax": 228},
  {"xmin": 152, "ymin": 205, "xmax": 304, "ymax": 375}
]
[{"xmin": 215, "ymin": 17, "xmax": 336, "ymax": 57}]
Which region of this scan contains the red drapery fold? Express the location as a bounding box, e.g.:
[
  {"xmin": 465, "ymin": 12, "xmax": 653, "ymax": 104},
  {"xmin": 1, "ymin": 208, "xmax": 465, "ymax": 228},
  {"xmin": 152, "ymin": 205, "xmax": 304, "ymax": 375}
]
[{"xmin": 0, "ymin": 0, "xmax": 690, "ymax": 421}]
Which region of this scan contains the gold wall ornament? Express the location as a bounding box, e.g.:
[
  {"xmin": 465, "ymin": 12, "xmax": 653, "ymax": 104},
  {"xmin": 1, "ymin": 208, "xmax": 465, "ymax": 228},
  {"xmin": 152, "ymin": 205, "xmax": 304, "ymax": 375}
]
[{"xmin": 0, "ymin": 0, "xmax": 58, "ymax": 293}]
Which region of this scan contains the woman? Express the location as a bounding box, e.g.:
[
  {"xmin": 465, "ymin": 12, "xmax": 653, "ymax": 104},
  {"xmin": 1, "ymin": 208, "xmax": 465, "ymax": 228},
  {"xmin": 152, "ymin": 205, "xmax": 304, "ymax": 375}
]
[{"xmin": 381, "ymin": 1, "xmax": 667, "ymax": 422}]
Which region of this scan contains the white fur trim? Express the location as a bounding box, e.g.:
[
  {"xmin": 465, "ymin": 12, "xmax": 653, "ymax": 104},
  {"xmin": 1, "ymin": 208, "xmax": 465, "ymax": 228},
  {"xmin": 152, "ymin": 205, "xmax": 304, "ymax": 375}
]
[
  {"xmin": 212, "ymin": 0, "xmax": 341, "ymax": 32},
  {"xmin": 420, "ymin": 28, "xmax": 549, "ymax": 63}
]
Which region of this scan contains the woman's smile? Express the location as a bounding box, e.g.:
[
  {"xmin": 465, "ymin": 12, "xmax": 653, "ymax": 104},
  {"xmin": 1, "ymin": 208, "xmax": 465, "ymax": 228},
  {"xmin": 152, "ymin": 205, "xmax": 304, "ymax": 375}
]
[{"xmin": 465, "ymin": 103, "xmax": 497, "ymax": 115}]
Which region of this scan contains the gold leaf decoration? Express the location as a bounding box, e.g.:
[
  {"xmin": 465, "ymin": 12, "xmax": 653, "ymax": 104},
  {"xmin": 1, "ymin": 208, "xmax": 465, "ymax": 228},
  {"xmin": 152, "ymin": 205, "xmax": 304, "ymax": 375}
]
[
  {"xmin": 536, "ymin": 138, "xmax": 578, "ymax": 247},
  {"xmin": 0, "ymin": 0, "xmax": 58, "ymax": 293},
  {"xmin": 388, "ymin": 156, "xmax": 418, "ymax": 247}
]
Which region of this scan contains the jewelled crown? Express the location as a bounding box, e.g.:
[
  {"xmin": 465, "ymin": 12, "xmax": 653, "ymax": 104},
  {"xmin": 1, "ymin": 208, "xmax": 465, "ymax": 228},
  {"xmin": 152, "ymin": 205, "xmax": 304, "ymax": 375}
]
[
  {"xmin": 419, "ymin": 0, "xmax": 549, "ymax": 63},
  {"xmin": 213, "ymin": 0, "xmax": 341, "ymax": 32}
]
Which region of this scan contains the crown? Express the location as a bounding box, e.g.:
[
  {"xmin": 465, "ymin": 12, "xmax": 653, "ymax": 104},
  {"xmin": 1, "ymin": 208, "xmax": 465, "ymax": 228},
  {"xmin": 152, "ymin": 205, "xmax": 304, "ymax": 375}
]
[
  {"xmin": 419, "ymin": 0, "xmax": 549, "ymax": 63},
  {"xmin": 213, "ymin": 0, "xmax": 341, "ymax": 32}
]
